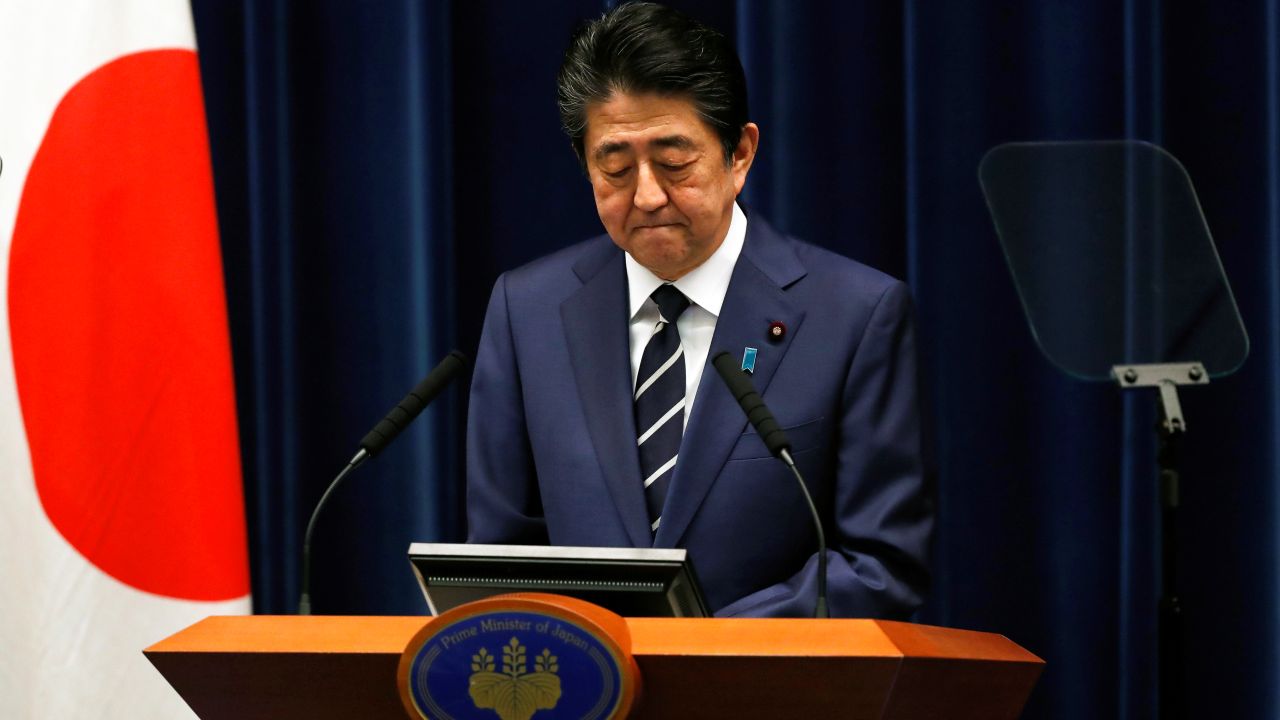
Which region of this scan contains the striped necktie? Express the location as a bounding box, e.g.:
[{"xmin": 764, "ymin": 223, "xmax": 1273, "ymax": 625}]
[{"xmin": 635, "ymin": 284, "xmax": 690, "ymax": 538}]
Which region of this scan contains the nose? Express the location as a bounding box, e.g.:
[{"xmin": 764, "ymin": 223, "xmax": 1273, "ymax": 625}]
[{"xmin": 633, "ymin": 162, "xmax": 668, "ymax": 212}]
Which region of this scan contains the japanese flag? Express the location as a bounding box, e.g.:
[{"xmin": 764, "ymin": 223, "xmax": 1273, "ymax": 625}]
[{"xmin": 0, "ymin": 1, "xmax": 250, "ymax": 718}]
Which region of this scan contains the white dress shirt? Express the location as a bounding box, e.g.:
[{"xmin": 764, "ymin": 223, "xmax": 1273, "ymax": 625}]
[{"xmin": 624, "ymin": 202, "xmax": 747, "ymax": 427}]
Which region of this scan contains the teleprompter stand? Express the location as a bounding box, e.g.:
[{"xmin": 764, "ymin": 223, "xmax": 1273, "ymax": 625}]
[{"xmin": 1112, "ymin": 361, "xmax": 1209, "ymax": 720}]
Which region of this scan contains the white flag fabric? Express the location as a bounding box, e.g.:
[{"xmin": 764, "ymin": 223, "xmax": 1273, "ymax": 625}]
[{"xmin": 0, "ymin": 1, "xmax": 251, "ymax": 718}]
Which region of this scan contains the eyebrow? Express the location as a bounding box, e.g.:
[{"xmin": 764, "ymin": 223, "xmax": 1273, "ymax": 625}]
[
  {"xmin": 652, "ymin": 135, "xmax": 696, "ymax": 151},
  {"xmin": 592, "ymin": 134, "xmax": 697, "ymax": 161},
  {"xmin": 593, "ymin": 141, "xmax": 631, "ymax": 161}
]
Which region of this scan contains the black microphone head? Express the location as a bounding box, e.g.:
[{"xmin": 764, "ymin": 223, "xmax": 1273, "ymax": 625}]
[
  {"xmin": 711, "ymin": 351, "xmax": 737, "ymax": 378},
  {"xmin": 712, "ymin": 351, "xmax": 791, "ymax": 457},
  {"xmin": 359, "ymin": 350, "xmax": 469, "ymax": 456}
]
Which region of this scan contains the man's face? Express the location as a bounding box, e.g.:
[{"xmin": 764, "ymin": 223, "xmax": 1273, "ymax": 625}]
[{"xmin": 583, "ymin": 92, "xmax": 758, "ymax": 280}]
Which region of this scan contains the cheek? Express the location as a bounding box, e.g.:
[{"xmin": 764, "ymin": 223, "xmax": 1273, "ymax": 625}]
[
  {"xmin": 667, "ymin": 183, "xmax": 715, "ymax": 219},
  {"xmin": 591, "ymin": 180, "xmax": 618, "ymax": 207},
  {"xmin": 592, "ymin": 182, "xmax": 632, "ymax": 225}
]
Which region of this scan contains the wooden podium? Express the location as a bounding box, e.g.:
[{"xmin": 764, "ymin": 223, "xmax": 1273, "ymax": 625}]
[{"xmin": 146, "ymin": 615, "xmax": 1042, "ymax": 719}]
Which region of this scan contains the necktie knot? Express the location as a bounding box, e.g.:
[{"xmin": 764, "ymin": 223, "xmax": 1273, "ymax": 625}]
[{"xmin": 651, "ymin": 284, "xmax": 690, "ymax": 324}]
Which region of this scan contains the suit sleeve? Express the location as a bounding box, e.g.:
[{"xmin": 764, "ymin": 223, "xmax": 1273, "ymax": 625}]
[
  {"xmin": 466, "ymin": 273, "xmax": 548, "ymax": 544},
  {"xmin": 715, "ymin": 281, "xmax": 933, "ymax": 618}
]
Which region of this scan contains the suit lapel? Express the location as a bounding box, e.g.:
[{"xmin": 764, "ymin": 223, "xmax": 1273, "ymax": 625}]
[
  {"xmin": 655, "ymin": 218, "xmax": 808, "ymax": 548},
  {"xmin": 560, "ymin": 245, "xmax": 652, "ymax": 547}
]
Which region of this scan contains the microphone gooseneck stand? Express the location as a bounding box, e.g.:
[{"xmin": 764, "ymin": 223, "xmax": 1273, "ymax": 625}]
[
  {"xmin": 778, "ymin": 447, "xmax": 828, "ymax": 619},
  {"xmin": 297, "ymin": 351, "xmax": 468, "ymax": 615},
  {"xmin": 298, "ymin": 450, "xmax": 368, "ymax": 616}
]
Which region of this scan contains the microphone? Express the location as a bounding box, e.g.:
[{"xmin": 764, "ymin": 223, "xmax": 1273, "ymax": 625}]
[
  {"xmin": 357, "ymin": 349, "xmax": 468, "ymax": 463},
  {"xmin": 712, "ymin": 351, "xmax": 828, "ymax": 618},
  {"xmin": 298, "ymin": 350, "xmax": 469, "ymax": 615}
]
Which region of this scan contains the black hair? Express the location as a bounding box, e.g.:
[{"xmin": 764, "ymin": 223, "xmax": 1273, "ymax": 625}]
[{"xmin": 556, "ymin": 2, "xmax": 750, "ymax": 167}]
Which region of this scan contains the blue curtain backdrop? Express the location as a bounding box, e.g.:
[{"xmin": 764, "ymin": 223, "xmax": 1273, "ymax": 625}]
[{"xmin": 190, "ymin": 1, "xmax": 1280, "ymax": 718}]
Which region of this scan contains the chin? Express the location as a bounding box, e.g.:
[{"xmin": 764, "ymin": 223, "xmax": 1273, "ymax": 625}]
[{"xmin": 635, "ymin": 242, "xmax": 687, "ymax": 264}]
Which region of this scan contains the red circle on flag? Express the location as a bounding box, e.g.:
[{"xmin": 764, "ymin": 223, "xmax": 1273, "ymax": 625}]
[{"xmin": 9, "ymin": 50, "xmax": 250, "ymax": 601}]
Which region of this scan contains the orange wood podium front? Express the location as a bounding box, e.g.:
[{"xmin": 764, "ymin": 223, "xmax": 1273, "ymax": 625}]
[{"xmin": 146, "ymin": 616, "xmax": 1043, "ymax": 719}]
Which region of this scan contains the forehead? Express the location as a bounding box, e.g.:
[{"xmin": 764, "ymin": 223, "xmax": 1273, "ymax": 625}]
[{"xmin": 584, "ymin": 92, "xmax": 717, "ymax": 158}]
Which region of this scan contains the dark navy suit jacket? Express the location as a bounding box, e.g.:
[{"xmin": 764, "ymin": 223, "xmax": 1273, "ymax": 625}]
[{"xmin": 466, "ymin": 215, "xmax": 932, "ymax": 618}]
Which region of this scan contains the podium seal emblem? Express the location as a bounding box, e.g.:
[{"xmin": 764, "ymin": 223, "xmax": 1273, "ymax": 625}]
[{"xmin": 398, "ymin": 593, "xmax": 640, "ymax": 720}]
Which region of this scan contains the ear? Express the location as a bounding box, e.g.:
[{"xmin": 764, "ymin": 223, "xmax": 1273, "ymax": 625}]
[{"xmin": 731, "ymin": 123, "xmax": 760, "ymax": 194}]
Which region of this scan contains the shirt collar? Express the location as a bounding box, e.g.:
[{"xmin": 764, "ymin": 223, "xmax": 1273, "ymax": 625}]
[{"xmin": 625, "ymin": 202, "xmax": 747, "ymax": 319}]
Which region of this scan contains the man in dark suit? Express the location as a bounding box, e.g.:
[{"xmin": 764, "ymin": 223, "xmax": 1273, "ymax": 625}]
[{"xmin": 467, "ymin": 2, "xmax": 932, "ymax": 618}]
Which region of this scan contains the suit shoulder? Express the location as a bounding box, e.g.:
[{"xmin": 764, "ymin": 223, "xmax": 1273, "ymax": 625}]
[
  {"xmin": 745, "ymin": 215, "xmax": 905, "ymax": 299},
  {"xmin": 798, "ymin": 240, "xmax": 899, "ymax": 284},
  {"xmin": 500, "ymin": 235, "xmax": 615, "ymax": 290},
  {"xmin": 779, "ymin": 235, "xmax": 907, "ymax": 309}
]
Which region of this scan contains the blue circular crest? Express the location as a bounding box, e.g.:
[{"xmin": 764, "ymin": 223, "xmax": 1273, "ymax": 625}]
[{"xmin": 404, "ymin": 609, "xmax": 628, "ymax": 720}]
